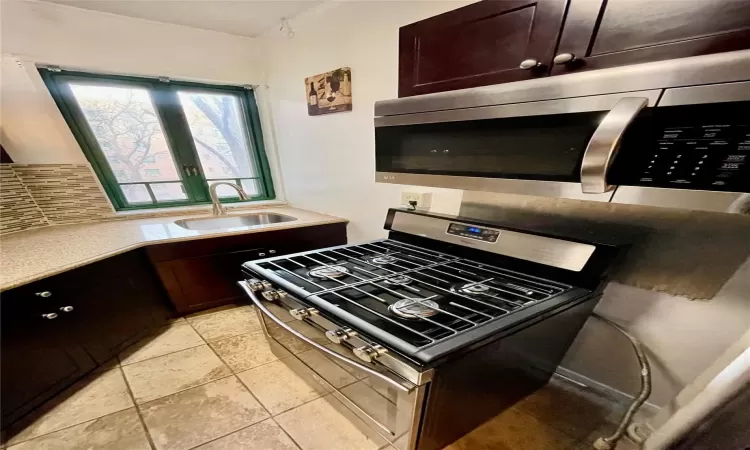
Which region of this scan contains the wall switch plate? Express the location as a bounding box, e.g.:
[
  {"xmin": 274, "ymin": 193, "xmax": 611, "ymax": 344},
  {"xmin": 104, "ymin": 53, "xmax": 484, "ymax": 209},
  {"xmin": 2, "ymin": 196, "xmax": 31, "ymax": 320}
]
[{"xmin": 401, "ymin": 191, "xmax": 432, "ymax": 210}]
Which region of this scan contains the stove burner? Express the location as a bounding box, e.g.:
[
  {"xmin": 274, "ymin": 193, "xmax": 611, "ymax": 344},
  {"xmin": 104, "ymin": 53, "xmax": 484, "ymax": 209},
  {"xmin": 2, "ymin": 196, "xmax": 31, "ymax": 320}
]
[
  {"xmin": 454, "ymin": 283, "xmax": 491, "ymax": 295},
  {"xmin": 308, "ymin": 265, "xmax": 350, "ymax": 279},
  {"xmin": 370, "ymin": 255, "xmax": 397, "ymax": 265},
  {"xmin": 383, "ymin": 275, "xmax": 411, "ymax": 286},
  {"xmin": 389, "ymin": 298, "xmax": 440, "ymax": 319}
]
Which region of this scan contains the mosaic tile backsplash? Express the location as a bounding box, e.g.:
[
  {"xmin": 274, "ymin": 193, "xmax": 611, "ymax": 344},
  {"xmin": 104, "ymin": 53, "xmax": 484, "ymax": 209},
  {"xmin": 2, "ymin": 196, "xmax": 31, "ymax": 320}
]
[
  {"xmin": 0, "ymin": 165, "xmax": 49, "ymax": 235},
  {"xmin": 0, "ymin": 164, "xmax": 113, "ymax": 235}
]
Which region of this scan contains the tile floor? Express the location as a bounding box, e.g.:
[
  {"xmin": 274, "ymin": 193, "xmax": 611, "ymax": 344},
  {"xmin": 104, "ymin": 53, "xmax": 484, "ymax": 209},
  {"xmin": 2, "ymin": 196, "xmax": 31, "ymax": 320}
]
[{"xmin": 3, "ymin": 304, "xmax": 629, "ymax": 450}]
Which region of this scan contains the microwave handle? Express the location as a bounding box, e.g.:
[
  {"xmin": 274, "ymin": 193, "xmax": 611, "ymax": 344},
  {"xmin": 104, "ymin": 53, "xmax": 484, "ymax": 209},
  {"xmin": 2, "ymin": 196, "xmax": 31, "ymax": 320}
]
[{"xmin": 580, "ymin": 97, "xmax": 648, "ymax": 194}]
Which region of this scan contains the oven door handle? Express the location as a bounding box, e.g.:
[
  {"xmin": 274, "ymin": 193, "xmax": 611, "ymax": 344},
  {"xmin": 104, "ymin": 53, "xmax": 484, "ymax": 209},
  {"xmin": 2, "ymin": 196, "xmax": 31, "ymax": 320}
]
[
  {"xmin": 580, "ymin": 97, "xmax": 648, "ymax": 194},
  {"xmin": 239, "ymin": 281, "xmax": 416, "ymax": 393}
]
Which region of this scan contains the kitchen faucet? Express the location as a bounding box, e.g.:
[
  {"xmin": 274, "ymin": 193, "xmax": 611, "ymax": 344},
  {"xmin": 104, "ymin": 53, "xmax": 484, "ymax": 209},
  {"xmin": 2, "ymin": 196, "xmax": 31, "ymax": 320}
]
[{"xmin": 209, "ymin": 182, "xmax": 249, "ymax": 215}]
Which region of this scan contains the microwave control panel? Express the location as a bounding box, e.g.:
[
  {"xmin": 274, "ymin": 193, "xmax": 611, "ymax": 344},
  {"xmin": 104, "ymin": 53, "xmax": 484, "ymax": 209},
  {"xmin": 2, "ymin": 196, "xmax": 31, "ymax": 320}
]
[{"xmin": 612, "ymin": 103, "xmax": 750, "ymax": 193}]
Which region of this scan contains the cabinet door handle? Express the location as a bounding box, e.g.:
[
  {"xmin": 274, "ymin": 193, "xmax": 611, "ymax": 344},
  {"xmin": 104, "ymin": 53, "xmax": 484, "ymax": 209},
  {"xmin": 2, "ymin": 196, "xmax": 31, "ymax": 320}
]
[
  {"xmin": 519, "ymin": 59, "xmax": 542, "ymax": 70},
  {"xmin": 553, "ymin": 53, "xmax": 578, "ymax": 65},
  {"xmin": 35, "ymin": 291, "xmax": 52, "ymax": 298},
  {"xmin": 191, "ymin": 166, "xmax": 199, "ymax": 176},
  {"xmin": 42, "ymin": 313, "xmax": 58, "ymax": 319},
  {"xmin": 60, "ymin": 306, "xmax": 74, "ymax": 312}
]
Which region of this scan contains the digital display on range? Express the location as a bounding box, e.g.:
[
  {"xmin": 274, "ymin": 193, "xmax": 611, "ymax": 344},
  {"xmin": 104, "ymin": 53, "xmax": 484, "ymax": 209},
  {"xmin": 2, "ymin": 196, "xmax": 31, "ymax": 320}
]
[{"xmin": 446, "ymin": 223, "xmax": 500, "ymax": 243}]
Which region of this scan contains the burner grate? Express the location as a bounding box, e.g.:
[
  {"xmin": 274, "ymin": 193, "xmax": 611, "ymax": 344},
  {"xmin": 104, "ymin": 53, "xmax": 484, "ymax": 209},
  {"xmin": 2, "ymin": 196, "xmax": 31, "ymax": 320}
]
[{"xmin": 254, "ymin": 239, "xmax": 572, "ymax": 351}]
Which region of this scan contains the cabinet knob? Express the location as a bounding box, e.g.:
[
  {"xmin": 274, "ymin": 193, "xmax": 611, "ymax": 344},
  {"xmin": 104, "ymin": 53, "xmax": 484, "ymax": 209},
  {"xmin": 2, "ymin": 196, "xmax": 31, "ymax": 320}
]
[
  {"xmin": 553, "ymin": 53, "xmax": 578, "ymax": 65},
  {"xmin": 60, "ymin": 306, "xmax": 74, "ymax": 312},
  {"xmin": 519, "ymin": 59, "xmax": 542, "ymax": 70},
  {"xmin": 35, "ymin": 291, "xmax": 52, "ymax": 298},
  {"xmin": 42, "ymin": 313, "xmax": 58, "ymax": 319}
]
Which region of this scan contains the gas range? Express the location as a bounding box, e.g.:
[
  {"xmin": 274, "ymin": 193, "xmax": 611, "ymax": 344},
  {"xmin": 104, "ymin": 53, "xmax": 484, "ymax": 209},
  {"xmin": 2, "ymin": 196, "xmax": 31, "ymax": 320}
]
[{"xmin": 239, "ymin": 209, "xmax": 623, "ymax": 450}]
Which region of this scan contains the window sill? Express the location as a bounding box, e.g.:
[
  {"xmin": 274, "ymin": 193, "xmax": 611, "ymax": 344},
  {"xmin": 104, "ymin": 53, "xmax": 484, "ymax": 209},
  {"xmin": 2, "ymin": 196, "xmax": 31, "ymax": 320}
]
[{"xmin": 113, "ymin": 199, "xmax": 288, "ymax": 219}]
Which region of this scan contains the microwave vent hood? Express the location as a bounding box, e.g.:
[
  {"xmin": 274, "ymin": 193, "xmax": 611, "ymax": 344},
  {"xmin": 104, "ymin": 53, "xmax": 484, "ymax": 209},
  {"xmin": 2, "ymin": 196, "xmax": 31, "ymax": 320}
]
[{"xmin": 374, "ymin": 50, "xmax": 750, "ymax": 215}]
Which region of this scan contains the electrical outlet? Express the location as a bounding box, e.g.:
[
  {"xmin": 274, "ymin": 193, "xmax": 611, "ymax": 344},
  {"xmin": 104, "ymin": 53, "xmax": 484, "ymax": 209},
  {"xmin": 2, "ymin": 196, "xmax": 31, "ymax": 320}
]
[{"xmin": 400, "ymin": 191, "xmax": 432, "ymax": 210}]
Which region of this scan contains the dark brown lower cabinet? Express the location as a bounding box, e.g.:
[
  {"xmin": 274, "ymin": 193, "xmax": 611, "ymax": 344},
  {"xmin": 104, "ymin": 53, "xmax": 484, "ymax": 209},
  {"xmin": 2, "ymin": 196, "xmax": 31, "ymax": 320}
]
[
  {"xmin": 1, "ymin": 225, "xmax": 346, "ymax": 429},
  {"xmin": 147, "ymin": 223, "xmax": 347, "ymax": 314},
  {"xmin": 1, "ymin": 250, "xmax": 172, "ymax": 428}
]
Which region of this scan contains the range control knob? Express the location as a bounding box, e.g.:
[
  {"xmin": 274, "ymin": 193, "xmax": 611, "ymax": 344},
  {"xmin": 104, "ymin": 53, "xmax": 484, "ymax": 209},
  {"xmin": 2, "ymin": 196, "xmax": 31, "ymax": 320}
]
[
  {"xmin": 35, "ymin": 291, "xmax": 52, "ymax": 298},
  {"xmin": 59, "ymin": 306, "xmax": 74, "ymax": 312},
  {"xmin": 353, "ymin": 344, "xmax": 387, "ymax": 363},
  {"xmin": 262, "ymin": 289, "xmax": 287, "ymax": 301},
  {"xmin": 289, "ymin": 307, "xmax": 319, "ymax": 320},
  {"xmin": 247, "ymin": 279, "xmax": 272, "ymax": 292},
  {"xmin": 325, "ymin": 327, "xmax": 358, "ymax": 344}
]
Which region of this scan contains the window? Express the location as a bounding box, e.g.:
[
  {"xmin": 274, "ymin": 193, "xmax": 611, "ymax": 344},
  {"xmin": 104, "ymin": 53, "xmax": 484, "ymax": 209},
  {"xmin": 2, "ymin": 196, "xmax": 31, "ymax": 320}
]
[{"xmin": 41, "ymin": 69, "xmax": 275, "ymax": 210}]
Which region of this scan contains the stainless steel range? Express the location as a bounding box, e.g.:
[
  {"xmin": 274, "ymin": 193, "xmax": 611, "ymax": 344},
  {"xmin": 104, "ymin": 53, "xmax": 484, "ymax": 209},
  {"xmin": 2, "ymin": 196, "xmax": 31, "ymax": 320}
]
[{"xmin": 239, "ymin": 209, "xmax": 624, "ymax": 450}]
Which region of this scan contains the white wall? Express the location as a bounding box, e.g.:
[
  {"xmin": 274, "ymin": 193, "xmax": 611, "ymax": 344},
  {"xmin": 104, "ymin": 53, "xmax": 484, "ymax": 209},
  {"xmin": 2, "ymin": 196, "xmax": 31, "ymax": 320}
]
[
  {"xmin": 0, "ymin": 0, "xmax": 270, "ymax": 165},
  {"xmin": 562, "ymin": 265, "xmax": 750, "ymax": 408},
  {"xmin": 262, "ymin": 1, "xmax": 469, "ymax": 243}
]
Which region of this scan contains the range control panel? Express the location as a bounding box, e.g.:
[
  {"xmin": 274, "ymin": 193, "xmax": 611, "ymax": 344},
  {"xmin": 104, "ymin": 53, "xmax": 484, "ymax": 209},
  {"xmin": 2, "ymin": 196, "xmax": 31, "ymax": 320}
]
[
  {"xmin": 612, "ymin": 102, "xmax": 750, "ymax": 193},
  {"xmin": 446, "ymin": 223, "xmax": 500, "ymax": 243}
]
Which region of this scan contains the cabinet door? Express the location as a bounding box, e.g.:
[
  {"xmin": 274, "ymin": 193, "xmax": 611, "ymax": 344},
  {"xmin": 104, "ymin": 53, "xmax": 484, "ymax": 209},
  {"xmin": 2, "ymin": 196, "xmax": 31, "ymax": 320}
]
[
  {"xmin": 60, "ymin": 251, "xmax": 173, "ymax": 364},
  {"xmin": 154, "ymin": 248, "xmax": 268, "ymax": 314},
  {"xmin": 398, "ymin": 0, "xmax": 567, "ymax": 97},
  {"xmin": 552, "ymin": 0, "xmax": 750, "ymax": 75},
  {"xmin": 1, "ymin": 285, "xmax": 95, "ymax": 426}
]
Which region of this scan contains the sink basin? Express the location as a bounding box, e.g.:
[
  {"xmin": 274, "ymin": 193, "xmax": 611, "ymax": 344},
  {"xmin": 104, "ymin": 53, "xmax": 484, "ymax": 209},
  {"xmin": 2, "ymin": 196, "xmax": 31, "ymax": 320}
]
[{"xmin": 174, "ymin": 213, "xmax": 297, "ymax": 231}]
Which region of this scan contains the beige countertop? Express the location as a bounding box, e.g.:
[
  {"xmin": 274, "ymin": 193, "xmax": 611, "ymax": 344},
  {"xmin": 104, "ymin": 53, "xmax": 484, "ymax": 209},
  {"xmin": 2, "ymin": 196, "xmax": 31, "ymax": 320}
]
[{"xmin": 0, "ymin": 206, "xmax": 347, "ymax": 292}]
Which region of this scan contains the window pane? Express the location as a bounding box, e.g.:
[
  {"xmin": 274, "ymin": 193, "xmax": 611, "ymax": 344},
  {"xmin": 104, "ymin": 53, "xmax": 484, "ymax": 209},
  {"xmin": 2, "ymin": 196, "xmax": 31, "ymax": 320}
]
[
  {"xmin": 121, "ymin": 184, "xmax": 151, "ymax": 204},
  {"xmin": 178, "ymin": 92, "xmax": 257, "ymax": 180},
  {"xmin": 208, "ymin": 181, "xmax": 242, "ymax": 199},
  {"xmin": 240, "ymin": 179, "xmax": 261, "ymax": 196},
  {"xmin": 70, "ymin": 84, "xmax": 182, "ymax": 183},
  {"xmin": 151, "ymin": 182, "xmax": 187, "ymax": 201}
]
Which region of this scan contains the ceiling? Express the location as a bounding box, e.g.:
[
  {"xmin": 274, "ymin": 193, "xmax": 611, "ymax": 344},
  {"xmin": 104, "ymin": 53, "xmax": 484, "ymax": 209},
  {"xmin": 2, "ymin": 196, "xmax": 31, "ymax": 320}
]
[{"xmin": 39, "ymin": 0, "xmax": 323, "ymax": 38}]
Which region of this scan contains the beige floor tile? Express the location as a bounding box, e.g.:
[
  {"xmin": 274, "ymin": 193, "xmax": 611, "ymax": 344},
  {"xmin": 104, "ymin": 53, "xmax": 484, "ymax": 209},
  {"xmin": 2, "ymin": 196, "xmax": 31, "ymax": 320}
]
[
  {"xmin": 187, "ymin": 306, "xmax": 262, "ymax": 342},
  {"xmin": 515, "ymin": 379, "xmax": 612, "ymax": 439},
  {"xmin": 275, "ymin": 395, "xmax": 388, "ymax": 450},
  {"xmin": 237, "ymin": 358, "xmax": 328, "ymax": 415},
  {"xmin": 7, "ymin": 408, "xmax": 149, "ymax": 450},
  {"xmin": 209, "ymin": 330, "xmax": 292, "ymax": 372},
  {"xmin": 296, "ymin": 350, "xmax": 357, "ymax": 389},
  {"xmin": 444, "ymin": 407, "xmax": 578, "ymax": 450},
  {"xmin": 140, "ymin": 376, "xmax": 269, "ymax": 450},
  {"xmin": 119, "ymin": 321, "xmax": 204, "ymax": 365},
  {"xmin": 193, "ymin": 419, "xmax": 299, "ymax": 450},
  {"xmin": 122, "ymin": 345, "xmax": 232, "ymax": 404},
  {"xmin": 6, "ymin": 370, "xmax": 133, "ymax": 445}
]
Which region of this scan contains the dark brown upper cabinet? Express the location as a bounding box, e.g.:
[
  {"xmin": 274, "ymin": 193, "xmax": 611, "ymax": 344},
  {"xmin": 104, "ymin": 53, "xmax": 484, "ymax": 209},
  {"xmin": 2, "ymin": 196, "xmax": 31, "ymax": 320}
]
[
  {"xmin": 398, "ymin": 0, "xmax": 568, "ymax": 97},
  {"xmin": 398, "ymin": 0, "xmax": 750, "ymax": 97},
  {"xmin": 551, "ymin": 0, "xmax": 750, "ymax": 75}
]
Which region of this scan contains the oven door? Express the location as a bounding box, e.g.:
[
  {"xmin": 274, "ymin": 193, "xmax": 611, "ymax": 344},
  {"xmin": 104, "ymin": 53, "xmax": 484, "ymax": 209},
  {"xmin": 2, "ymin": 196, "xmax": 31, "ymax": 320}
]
[
  {"xmin": 374, "ymin": 90, "xmax": 660, "ymax": 202},
  {"xmin": 239, "ymin": 280, "xmax": 428, "ymax": 450}
]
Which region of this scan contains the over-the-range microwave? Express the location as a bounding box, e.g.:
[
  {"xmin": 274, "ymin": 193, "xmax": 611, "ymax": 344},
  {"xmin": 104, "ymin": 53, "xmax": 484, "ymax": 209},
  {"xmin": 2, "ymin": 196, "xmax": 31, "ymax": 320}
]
[{"xmin": 374, "ymin": 50, "xmax": 750, "ymax": 214}]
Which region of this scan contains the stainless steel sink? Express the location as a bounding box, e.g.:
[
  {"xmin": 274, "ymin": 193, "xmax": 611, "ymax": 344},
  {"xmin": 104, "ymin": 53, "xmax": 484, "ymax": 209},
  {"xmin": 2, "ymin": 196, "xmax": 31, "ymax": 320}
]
[{"xmin": 174, "ymin": 213, "xmax": 297, "ymax": 231}]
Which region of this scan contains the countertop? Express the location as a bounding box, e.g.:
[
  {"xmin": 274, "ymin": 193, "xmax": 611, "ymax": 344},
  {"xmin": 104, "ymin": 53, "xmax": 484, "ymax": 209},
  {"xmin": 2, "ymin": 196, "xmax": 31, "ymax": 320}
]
[{"xmin": 0, "ymin": 206, "xmax": 347, "ymax": 291}]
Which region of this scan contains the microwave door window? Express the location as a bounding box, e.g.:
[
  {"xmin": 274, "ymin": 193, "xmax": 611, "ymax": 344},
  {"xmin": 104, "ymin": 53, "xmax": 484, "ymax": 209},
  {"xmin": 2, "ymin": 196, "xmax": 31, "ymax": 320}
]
[{"xmin": 375, "ymin": 111, "xmax": 604, "ymax": 182}]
